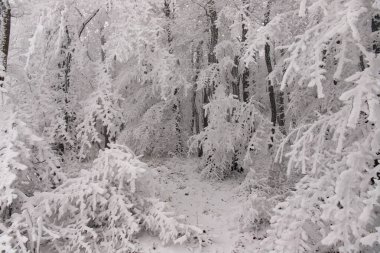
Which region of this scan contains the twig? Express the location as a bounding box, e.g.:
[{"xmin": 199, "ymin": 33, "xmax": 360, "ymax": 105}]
[{"xmin": 78, "ymin": 9, "xmax": 100, "ymax": 38}]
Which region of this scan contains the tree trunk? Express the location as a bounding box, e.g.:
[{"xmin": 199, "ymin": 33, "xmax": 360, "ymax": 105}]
[
  {"xmin": 264, "ymin": 0, "xmax": 277, "ymax": 150},
  {"xmin": 241, "ymin": 0, "xmax": 250, "ymax": 103},
  {"xmin": 231, "ymin": 56, "xmax": 240, "ymax": 99},
  {"xmin": 264, "ymin": 0, "xmax": 283, "ymax": 188},
  {"xmin": 0, "ymin": 0, "xmax": 11, "ymax": 84},
  {"xmin": 192, "ymin": 41, "xmax": 203, "ymax": 135},
  {"xmin": 0, "ymin": 0, "xmax": 11, "ymax": 220},
  {"xmin": 164, "ymin": 0, "xmax": 183, "ymax": 154},
  {"xmin": 372, "ymin": 11, "xmax": 380, "ymax": 169},
  {"xmin": 192, "ymin": 41, "xmax": 203, "ymax": 157},
  {"xmin": 207, "ymin": 1, "xmax": 218, "ymax": 65},
  {"xmin": 164, "ymin": 0, "xmax": 174, "ymax": 54},
  {"xmin": 277, "ymin": 90, "xmax": 286, "ymax": 135},
  {"xmin": 265, "ymin": 42, "xmax": 276, "ymax": 149},
  {"xmin": 231, "ymin": 6, "xmax": 250, "ymax": 102},
  {"xmin": 372, "ymin": 13, "xmax": 380, "ymax": 54},
  {"xmin": 63, "ymin": 26, "xmax": 72, "ymax": 130},
  {"xmin": 203, "ymin": 0, "xmax": 218, "ymax": 129},
  {"xmin": 100, "ymin": 26, "xmax": 110, "ymax": 149},
  {"xmin": 56, "ymin": 13, "xmax": 74, "ymax": 145},
  {"xmin": 273, "ymin": 47, "xmax": 286, "ymax": 136}
]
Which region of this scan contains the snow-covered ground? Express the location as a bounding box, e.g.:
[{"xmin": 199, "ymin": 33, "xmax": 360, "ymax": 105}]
[{"xmin": 140, "ymin": 157, "xmax": 255, "ymax": 253}]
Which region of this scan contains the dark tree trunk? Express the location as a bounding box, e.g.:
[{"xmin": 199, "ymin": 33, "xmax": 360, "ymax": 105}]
[
  {"xmin": 100, "ymin": 27, "xmax": 110, "ymax": 149},
  {"xmin": 103, "ymin": 126, "xmax": 110, "ymax": 149},
  {"xmin": 265, "ymin": 42, "xmax": 276, "ymax": 149},
  {"xmin": 0, "ymin": 0, "xmax": 11, "ymax": 220},
  {"xmin": 371, "ymin": 12, "xmax": 380, "ymax": 169},
  {"xmin": 231, "ymin": 9, "xmax": 250, "ymax": 102},
  {"xmin": 241, "ymin": 0, "xmax": 250, "ymax": 103},
  {"xmin": 277, "ymin": 90, "xmax": 286, "ymax": 135},
  {"xmin": 164, "ymin": 0, "xmax": 183, "ymax": 154},
  {"xmin": 273, "ymin": 48, "xmax": 286, "ymax": 136},
  {"xmin": 56, "ymin": 23, "xmax": 73, "ymax": 138},
  {"xmin": 64, "ymin": 27, "xmax": 72, "ymax": 129},
  {"xmin": 372, "ymin": 13, "xmax": 380, "ymax": 54},
  {"xmin": 173, "ymin": 88, "xmax": 184, "ymax": 154},
  {"xmin": 164, "ymin": 0, "xmax": 174, "ymax": 54},
  {"xmin": 264, "ymin": 0, "xmax": 283, "ymax": 188},
  {"xmin": 264, "ymin": 0, "xmax": 278, "ymax": 150},
  {"xmin": 231, "ymin": 56, "xmax": 240, "ymax": 99},
  {"xmin": 192, "ymin": 41, "xmax": 203, "ymax": 135},
  {"xmin": 0, "ymin": 0, "xmax": 11, "ymax": 84},
  {"xmin": 203, "ymin": 0, "xmax": 218, "ymax": 129},
  {"xmin": 192, "ymin": 41, "xmax": 203, "ymax": 157},
  {"xmin": 207, "ymin": 1, "xmax": 218, "ymax": 65}
]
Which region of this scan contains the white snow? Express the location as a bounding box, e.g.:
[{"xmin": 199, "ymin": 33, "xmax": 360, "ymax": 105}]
[{"xmin": 140, "ymin": 157, "xmax": 253, "ymax": 253}]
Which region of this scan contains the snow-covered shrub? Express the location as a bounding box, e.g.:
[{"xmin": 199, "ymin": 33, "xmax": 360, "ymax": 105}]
[
  {"xmin": 237, "ymin": 193, "xmax": 275, "ymax": 233},
  {"xmin": 2, "ymin": 144, "xmax": 201, "ymax": 252},
  {"xmin": 237, "ymin": 166, "xmax": 294, "ymax": 235},
  {"xmin": 0, "ymin": 76, "xmax": 63, "ymax": 202},
  {"xmin": 188, "ymin": 34, "xmax": 271, "ymax": 179},
  {"xmin": 0, "ymin": 76, "xmax": 64, "ymax": 252},
  {"xmin": 261, "ymin": 173, "xmax": 335, "ymax": 253},
  {"xmin": 124, "ymin": 95, "xmax": 187, "ymax": 158},
  {"xmin": 190, "ymin": 89, "xmax": 268, "ymax": 179},
  {"xmin": 77, "ymin": 62, "xmax": 124, "ymax": 159},
  {"xmin": 190, "ymin": 88, "xmax": 240, "ymax": 179},
  {"xmin": 0, "ymin": 108, "xmax": 28, "ymax": 218}
]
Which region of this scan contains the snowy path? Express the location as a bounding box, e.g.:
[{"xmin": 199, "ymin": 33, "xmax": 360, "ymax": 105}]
[{"xmin": 139, "ymin": 157, "xmax": 252, "ymax": 253}]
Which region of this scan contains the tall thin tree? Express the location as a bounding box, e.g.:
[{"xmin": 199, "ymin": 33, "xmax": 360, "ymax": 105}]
[{"xmin": 0, "ymin": 0, "xmax": 11, "ymax": 84}]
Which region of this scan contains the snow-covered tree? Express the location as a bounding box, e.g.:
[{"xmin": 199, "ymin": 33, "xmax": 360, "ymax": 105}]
[
  {"xmin": 260, "ymin": 0, "xmax": 380, "ymax": 252},
  {"xmin": 1, "ymin": 144, "xmax": 201, "ymax": 252},
  {"xmin": 76, "ymin": 61, "xmax": 123, "ymax": 158}
]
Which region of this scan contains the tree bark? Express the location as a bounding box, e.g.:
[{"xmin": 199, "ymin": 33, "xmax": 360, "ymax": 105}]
[
  {"xmin": 264, "ymin": 0, "xmax": 279, "ymax": 150},
  {"xmin": 56, "ymin": 21, "xmax": 73, "ymax": 137},
  {"xmin": 277, "ymin": 90, "xmax": 286, "ymax": 135},
  {"xmin": 100, "ymin": 26, "xmax": 110, "ymax": 149},
  {"xmin": 274, "ymin": 47, "xmax": 286, "ymax": 136},
  {"xmin": 371, "ymin": 11, "xmax": 380, "ymax": 169},
  {"xmin": 231, "ymin": 56, "xmax": 240, "ymax": 99},
  {"xmin": 372, "ymin": 13, "xmax": 380, "ymax": 54},
  {"xmin": 163, "ymin": 0, "xmax": 174, "ymax": 54},
  {"xmin": 264, "ymin": 0, "xmax": 283, "ymax": 188},
  {"xmin": 0, "ymin": 0, "xmax": 11, "ymax": 220},
  {"xmin": 164, "ymin": 0, "xmax": 183, "ymax": 154},
  {"xmin": 192, "ymin": 41, "xmax": 203, "ymax": 157},
  {"xmin": 207, "ymin": 1, "xmax": 218, "ymax": 65},
  {"xmin": 241, "ymin": 0, "xmax": 250, "ymax": 103},
  {"xmin": 231, "ymin": 6, "xmax": 250, "ymax": 102},
  {"xmin": 192, "ymin": 41, "xmax": 203, "ymax": 135},
  {"xmin": 203, "ymin": 0, "xmax": 218, "ymax": 129},
  {"xmin": 265, "ymin": 42, "xmax": 276, "ymax": 149},
  {"xmin": 0, "ymin": 0, "xmax": 11, "ymax": 84}
]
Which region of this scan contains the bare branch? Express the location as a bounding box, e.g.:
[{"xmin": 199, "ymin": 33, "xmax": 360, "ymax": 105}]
[
  {"xmin": 78, "ymin": 8, "xmax": 100, "ymax": 38},
  {"xmin": 75, "ymin": 7, "xmax": 83, "ymax": 17}
]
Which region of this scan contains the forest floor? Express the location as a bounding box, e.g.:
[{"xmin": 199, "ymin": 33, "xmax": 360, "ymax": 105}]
[{"xmin": 139, "ymin": 157, "xmax": 256, "ymax": 253}]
